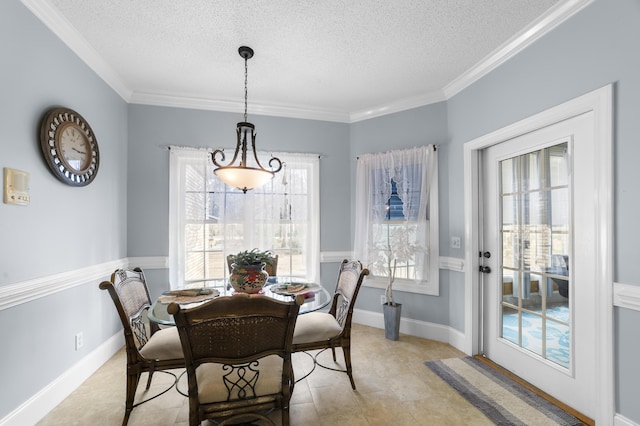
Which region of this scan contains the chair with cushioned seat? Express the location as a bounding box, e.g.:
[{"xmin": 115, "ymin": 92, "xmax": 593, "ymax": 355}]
[
  {"xmin": 99, "ymin": 267, "xmax": 184, "ymax": 425},
  {"xmin": 168, "ymin": 293, "xmax": 303, "ymax": 426},
  {"xmin": 291, "ymin": 259, "xmax": 369, "ymax": 389}
]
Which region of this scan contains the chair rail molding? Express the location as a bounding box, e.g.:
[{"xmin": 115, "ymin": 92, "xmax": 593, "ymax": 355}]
[
  {"xmin": 440, "ymin": 256, "xmax": 465, "ymax": 272},
  {"xmin": 613, "ymin": 282, "xmax": 640, "ymax": 312},
  {"xmin": 0, "ymin": 255, "xmax": 469, "ymax": 311},
  {"xmin": 320, "ymin": 251, "xmax": 354, "ymax": 263},
  {"xmin": 0, "ymin": 259, "xmax": 128, "ymax": 311}
]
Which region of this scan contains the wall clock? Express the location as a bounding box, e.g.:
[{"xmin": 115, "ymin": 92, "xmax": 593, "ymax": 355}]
[{"xmin": 39, "ymin": 107, "xmax": 100, "ymax": 186}]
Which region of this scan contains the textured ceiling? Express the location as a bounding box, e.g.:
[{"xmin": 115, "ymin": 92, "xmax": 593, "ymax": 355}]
[{"xmin": 30, "ymin": 0, "xmax": 580, "ymax": 122}]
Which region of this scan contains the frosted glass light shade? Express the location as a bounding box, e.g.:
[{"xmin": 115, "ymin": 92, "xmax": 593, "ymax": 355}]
[{"xmin": 214, "ymin": 166, "xmax": 274, "ymax": 192}]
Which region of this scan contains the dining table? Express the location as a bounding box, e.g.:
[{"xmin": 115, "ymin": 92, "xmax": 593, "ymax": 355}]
[{"xmin": 147, "ymin": 278, "xmax": 331, "ymax": 326}]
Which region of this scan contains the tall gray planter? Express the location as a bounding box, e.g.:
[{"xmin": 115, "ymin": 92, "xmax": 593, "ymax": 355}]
[{"xmin": 383, "ymin": 303, "xmax": 402, "ymax": 340}]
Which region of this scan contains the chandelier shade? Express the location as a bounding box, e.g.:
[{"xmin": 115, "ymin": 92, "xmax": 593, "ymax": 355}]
[{"xmin": 211, "ymin": 46, "xmax": 282, "ymax": 193}]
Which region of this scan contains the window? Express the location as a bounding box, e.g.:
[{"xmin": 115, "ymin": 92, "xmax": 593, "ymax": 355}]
[
  {"xmin": 169, "ymin": 147, "xmax": 320, "ymax": 290},
  {"xmin": 354, "ymin": 145, "xmax": 439, "ymax": 295}
]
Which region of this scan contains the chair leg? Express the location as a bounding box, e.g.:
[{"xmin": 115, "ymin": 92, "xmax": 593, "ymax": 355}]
[
  {"xmin": 331, "ymin": 347, "xmax": 336, "ymax": 362},
  {"xmin": 145, "ymin": 363, "xmax": 156, "ymax": 389},
  {"xmin": 124, "ymin": 371, "xmax": 141, "ymax": 425},
  {"xmin": 342, "ymin": 344, "xmax": 356, "ymax": 390},
  {"xmin": 189, "ymin": 398, "xmax": 200, "ymax": 426}
]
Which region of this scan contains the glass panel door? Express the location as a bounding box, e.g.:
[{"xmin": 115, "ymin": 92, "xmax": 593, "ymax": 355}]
[{"xmin": 499, "ymin": 142, "xmax": 570, "ymax": 369}]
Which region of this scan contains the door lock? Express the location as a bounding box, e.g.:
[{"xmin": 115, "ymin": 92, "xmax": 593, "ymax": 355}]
[{"xmin": 479, "ymin": 266, "xmax": 491, "ymax": 273}]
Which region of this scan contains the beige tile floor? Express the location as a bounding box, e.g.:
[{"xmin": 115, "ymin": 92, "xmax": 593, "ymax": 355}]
[{"xmin": 38, "ymin": 324, "xmax": 492, "ymax": 426}]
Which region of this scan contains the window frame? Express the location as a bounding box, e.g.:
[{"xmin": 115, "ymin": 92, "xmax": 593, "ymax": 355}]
[
  {"xmin": 354, "ymin": 145, "xmax": 439, "ymax": 296},
  {"xmin": 168, "ymin": 147, "xmax": 320, "ymax": 290}
]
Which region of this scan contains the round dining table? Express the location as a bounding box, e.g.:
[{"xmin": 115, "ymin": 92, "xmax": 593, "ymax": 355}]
[{"xmin": 148, "ymin": 279, "xmax": 331, "ymax": 326}]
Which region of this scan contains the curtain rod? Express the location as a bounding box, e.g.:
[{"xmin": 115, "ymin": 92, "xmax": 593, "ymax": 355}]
[{"xmin": 356, "ymin": 144, "xmax": 438, "ymax": 160}]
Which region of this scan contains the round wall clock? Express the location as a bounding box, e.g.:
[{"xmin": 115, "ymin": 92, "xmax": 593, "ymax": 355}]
[{"xmin": 39, "ymin": 107, "xmax": 100, "ymax": 186}]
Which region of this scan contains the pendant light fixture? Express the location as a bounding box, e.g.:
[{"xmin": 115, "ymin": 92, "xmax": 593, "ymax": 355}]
[{"xmin": 211, "ymin": 46, "xmax": 282, "ymax": 193}]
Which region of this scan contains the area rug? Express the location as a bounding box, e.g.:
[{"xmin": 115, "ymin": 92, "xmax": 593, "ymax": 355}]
[
  {"xmin": 502, "ymin": 304, "xmax": 570, "ymax": 369},
  {"xmin": 424, "ymin": 357, "xmax": 583, "ymax": 425}
]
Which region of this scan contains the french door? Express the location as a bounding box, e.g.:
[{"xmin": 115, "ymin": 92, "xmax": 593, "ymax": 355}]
[{"xmin": 481, "ymin": 112, "xmax": 596, "ymax": 417}]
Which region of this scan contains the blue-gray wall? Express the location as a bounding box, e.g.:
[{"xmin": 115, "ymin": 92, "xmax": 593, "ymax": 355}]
[
  {"xmin": 349, "ymin": 103, "xmax": 452, "ymax": 324},
  {"xmin": 0, "ymin": 0, "xmax": 128, "ymax": 419},
  {"xmin": 1, "ymin": 0, "xmax": 639, "ymax": 423},
  {"xmin": 126, "ymin": 105, "xmax": 351, "ymax": 295},
  {"xmin": 446, "ymin": 0, "xmax": 640, "ymax": 420}
]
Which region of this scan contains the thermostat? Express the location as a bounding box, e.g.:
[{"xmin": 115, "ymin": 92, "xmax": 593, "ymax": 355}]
[{"xmin": 3, "ymin": 168, "xmax": 30, "ymax": 205}]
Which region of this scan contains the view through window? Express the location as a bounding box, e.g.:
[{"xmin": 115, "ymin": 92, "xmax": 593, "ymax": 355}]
[{"xmin": 169, "ymin": 148, "xmax": 320, "ymax": 290}]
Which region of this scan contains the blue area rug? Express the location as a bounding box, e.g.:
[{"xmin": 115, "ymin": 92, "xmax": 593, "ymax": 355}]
[
  {"xmin": 425, "ymin": 357, "xmax": 584, "ymax": 425},
  {"xmin": 502, "ymin": 304, "xmax": 570, "ymax": 368}
]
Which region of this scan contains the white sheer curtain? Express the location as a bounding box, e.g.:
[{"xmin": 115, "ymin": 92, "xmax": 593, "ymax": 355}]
[
  {"xmin": 169, "ymin": 146, "xmax": 319, "ymax": 289},
  {"xmin": 354, "ymin": 145, "xmax": 437, "ymax": 289}
]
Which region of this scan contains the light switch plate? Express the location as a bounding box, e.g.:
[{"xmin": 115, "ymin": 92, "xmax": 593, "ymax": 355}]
[
  {"xmin": 4, "ymin": 168, "xmax": 30, "ymax": 205},
  {"xmin": 451, "ymin": 236, "xmax": 461, "ymax": 249}
]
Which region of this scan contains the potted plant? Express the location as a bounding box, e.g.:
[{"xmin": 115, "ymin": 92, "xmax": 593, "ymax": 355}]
[
  {"xmin": 372, "ymin": 227, "xmax": 422, "ymax": 340},
  {"xmin": 228, "ymin": 249, "xmax": 276, "ymax": 293}
]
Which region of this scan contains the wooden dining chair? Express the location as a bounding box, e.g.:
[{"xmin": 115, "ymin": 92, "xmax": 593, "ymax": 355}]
[
  {"xmin": 168, "ymin": 293, "xmax": 303, "ymax": 426},
  {"xmin": 99, "ymin": 267, "xmax": 184, "ymax": 425},
  {"xmin": 291, "ymin": 259, "xmax": 369, "ymax": 389}
]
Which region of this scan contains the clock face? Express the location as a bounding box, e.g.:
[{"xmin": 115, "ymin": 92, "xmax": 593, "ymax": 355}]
[
  {"xmin": 39, "ymin": 107, "xmax": 100, "ymax": 186},
  {"xmin": 59, "ymin": 123, "xmax": 91, "ymax": 172}
]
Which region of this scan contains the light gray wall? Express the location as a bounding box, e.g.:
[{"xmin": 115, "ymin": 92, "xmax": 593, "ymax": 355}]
[
  {"xmin": 349, "ymin": 103, "xmax": 452, "ymax": 324},
  {"xmin": 445, "ymin": 0, "xmax": 640, "ymax": 421},
  {"xmin": 1, "ymin": 0, "xmax": 639, "ymax": 423},
  {"xmin": 0, "ymin": 0, "xmax": 128, "ymax": 419},
  {"xmin": 127, "ymin": 105, "xmax": 351, "ymax": 292}
]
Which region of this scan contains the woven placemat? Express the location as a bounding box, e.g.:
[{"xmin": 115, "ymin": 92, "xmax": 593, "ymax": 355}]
[{"xmin": 157, "ymin": 289, "xmax": 219, "ymax": 304}]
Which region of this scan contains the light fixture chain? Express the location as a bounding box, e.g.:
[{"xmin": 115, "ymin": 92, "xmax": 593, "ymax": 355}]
[{"xmin": 244, "ymin": 55, "xmax": 248, "ymax": 122}]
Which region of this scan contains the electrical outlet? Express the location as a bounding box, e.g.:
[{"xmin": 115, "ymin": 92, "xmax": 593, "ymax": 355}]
[
  {"xmin": 75, "ymin": 332, "xmax": 84, "ymax": 351},
  {"xmin": 380, "ymin": 295, "xmax": 387, "ymax": 305}
]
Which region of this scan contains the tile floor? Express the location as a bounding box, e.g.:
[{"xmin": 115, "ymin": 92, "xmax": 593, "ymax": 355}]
[{"xmin": 38, "ymin": 324, "xmax": 492, "ymax": 426}]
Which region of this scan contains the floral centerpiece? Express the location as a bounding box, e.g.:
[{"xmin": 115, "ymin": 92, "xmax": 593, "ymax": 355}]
[{"xmin": 228, "ymin": 249, "xmax": 276, "ymax": 293}]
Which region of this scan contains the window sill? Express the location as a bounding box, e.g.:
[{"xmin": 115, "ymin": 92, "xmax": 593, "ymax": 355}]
[{"xmin": 363, "ymin": 276, "xmax": 438, "ymax": 296}]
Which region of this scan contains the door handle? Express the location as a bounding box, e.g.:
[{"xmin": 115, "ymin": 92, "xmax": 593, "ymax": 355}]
[{"xmin": 479, "ymin": 266, "xmax": 491, "ymax": 273}]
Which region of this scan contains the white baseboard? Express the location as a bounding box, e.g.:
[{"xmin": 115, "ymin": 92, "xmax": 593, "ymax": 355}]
[
  {"xmin": 0, "ymin": 331, "xmax": 123, "ymax": 426},
  {"xmin": 352, "ymin": 307, "xmax": 465, "ymax": 352},
  {"xmin": 615, "ymin": 414, "xmax": 640, "ymax": 426}
]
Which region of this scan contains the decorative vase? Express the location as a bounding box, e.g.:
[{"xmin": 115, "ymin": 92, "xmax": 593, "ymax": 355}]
[
  {"xmin": 230, "ymin": 262, "xmax": 269, "ymax": 293},
  {"xmin": 383, "ymin": 303, "xmax": 402, "ymax": 340}
]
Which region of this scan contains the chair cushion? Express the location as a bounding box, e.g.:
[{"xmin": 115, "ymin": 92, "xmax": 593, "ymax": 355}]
[
  {"xmin": 196, "ymin": 355, "xmax": 283, "ymax": 403},
  {"xmin": 139, "ymin": 326, "xmax": 183, "ymax": 360},
  {"xmin": 292, "ymin": 312, "xmax": 343, "ymax": 345}
]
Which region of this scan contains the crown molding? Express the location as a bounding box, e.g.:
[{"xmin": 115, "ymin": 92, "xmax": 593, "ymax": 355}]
[
  {"xmin": 349, "ymin": 90, "xmax": 447, "ymax": 123},
  {"xmin": 24, "ymin": 0, "xmax": 592, "ymax": 123},
  {"xmin": 21, "ymin": 0, "xmax": 132, "ymax": 100},
  {"xmin": 443, "ymin": 0, "xmax": 593, "ymax": 99},
  {"xmin": 129, "ymin": 92, "xmax": 351, "ymax": 123}
]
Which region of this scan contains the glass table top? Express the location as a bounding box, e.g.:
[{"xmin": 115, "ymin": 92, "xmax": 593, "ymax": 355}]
[{"xmin": 148, "ymin": 280, "xmax": 331, "ymax": 326}]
